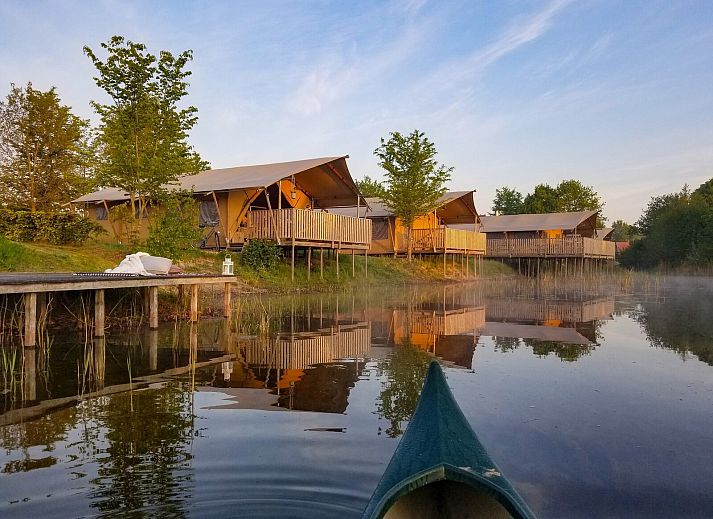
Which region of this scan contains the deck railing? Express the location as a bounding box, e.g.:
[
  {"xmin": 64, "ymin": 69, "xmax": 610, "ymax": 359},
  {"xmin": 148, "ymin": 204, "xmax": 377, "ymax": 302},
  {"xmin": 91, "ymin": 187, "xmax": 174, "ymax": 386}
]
[
  {"xmin": 411, "ymin": 227, "xmax": 487, "ymax": 253},
  {"xmin": 486, "ymin": 236, "xmax": 615, "ymax": 258},
  {"xmin": 246, "ymin": 208, "xmax": 372, "ymax": 248}
]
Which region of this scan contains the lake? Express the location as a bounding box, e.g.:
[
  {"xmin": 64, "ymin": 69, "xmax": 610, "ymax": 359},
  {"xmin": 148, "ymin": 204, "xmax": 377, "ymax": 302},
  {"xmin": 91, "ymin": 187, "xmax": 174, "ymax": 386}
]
[{"xmin": 1, "ymin": 277, "xmax": 712, "ymax": 518}]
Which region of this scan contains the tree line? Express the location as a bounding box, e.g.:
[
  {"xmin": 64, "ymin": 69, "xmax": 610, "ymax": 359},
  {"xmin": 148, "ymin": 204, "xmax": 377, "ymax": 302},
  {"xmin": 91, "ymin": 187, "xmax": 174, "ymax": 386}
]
[
  {"xmin": 619, "ymin": 179, "xmax": 713, "ymax": 269},
  {"xmin": 490, "ymin": 181, "xmax": 604, "ymax": 223}
]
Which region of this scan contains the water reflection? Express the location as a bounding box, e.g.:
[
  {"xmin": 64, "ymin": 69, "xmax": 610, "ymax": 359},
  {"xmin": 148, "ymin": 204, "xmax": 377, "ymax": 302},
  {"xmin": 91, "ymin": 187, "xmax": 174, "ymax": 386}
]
[{"xmin": 1, "ymin": 280, "xmax": 712, "ymax": 518}]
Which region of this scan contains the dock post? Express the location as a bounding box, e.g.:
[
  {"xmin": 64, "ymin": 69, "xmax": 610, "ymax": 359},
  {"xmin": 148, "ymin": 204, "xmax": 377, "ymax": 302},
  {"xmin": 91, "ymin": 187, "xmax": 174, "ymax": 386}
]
[
  {"xmin": 190, "ymin": 284, "xmax": 199, "ymax": 322},
  {"xmin": 352, "ymin": 249, "xmax": 355, "ymax": 277},
  {"xmin": 365, "ymin": 250, "xmax": 368, "ymax": 278},
  {"xmin": 320, "ymin": 248, "xmax": 324, "ymax": 280},
  {"xmin": 291, "ymin": 244, "xmax": 295, "ymax": 281},
  {"xmin": 443, "ymin": 252, "xmax": 446, "ymax": 277},
  {"xmin": 23, "ymin": 292, "xmax": 37, "ymax": 348},
  {"xmin": 149, "ymin": 286, "xmax": 159, "ymax": 329},
  {"xmin": 336, "ymin": 248, "xmax": 340, "ymax": 279},
  {"xmin": 224, "ymin": 282, "xmax": 232, "ymax": 318},
  {"xmin": 94, "ymin": 289, "xmax": 105, "ymax": 337}
]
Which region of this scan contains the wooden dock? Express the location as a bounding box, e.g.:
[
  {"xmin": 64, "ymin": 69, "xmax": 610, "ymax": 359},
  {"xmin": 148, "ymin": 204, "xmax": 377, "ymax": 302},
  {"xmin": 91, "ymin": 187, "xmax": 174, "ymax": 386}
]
[{"xmin": 0, "ymin": 273, "xmax": 236, "ymax": 347}]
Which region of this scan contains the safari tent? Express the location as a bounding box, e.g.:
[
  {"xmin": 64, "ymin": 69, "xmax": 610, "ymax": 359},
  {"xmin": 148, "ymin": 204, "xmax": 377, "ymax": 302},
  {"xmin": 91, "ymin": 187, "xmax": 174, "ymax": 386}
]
[
  {"xmin": 330, "ymin": 191, "xmax": 485, "ymax": 257},
  {"xmin": 72, "ymin": 156, "xmax": 371, "ymax": 254},
  {"xmin": 476, "ymin": 210, "xmax": 616, "ymax": 260}
]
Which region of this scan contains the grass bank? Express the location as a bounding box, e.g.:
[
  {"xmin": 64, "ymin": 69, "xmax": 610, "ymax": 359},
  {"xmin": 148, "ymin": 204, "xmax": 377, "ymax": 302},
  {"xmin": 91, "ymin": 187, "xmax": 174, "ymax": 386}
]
[{"xmin": 0, "ymin": 237, "xmax": 515, "ymax": 292}]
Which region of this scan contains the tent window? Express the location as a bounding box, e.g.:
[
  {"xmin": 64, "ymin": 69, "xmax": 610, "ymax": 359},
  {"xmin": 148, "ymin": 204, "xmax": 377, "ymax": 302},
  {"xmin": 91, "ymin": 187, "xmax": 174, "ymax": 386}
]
[
  {"xmin": 372, "ymin": 218, "xmax": 389, "ymax": 240},
  {"xmin": 199, "ymin": 200, "xmax": 219, "ymax": 226},
  {"xmin": 95, "ymin": 205, "xmax": 108, "ymax": 220}
]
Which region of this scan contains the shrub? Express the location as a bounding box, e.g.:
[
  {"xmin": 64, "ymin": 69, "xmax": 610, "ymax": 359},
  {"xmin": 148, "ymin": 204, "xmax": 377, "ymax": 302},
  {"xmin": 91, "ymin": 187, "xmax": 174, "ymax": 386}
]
[
  {"xmin": 145, "ymin": 192, "xmax": 202, "ymax": 260},
  {"xmin": 241, "ymin": 239, "xmax": 283, "ymax": 271},
  {"xmin": 0, "ymin": 210, "xmax": 104, "ymax": 245}
]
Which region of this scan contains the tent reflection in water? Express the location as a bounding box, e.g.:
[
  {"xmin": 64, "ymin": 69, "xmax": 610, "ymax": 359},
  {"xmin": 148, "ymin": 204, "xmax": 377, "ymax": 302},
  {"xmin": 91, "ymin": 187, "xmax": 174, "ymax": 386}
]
[{"xmin": 362, "ymin": 362, "xmax": 536, "ymax": 519}]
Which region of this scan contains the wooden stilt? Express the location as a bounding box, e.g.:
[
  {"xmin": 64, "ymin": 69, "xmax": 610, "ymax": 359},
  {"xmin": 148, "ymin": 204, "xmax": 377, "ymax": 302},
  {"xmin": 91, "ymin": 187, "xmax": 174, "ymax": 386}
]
[
  {"xmin": 190, "ymin": 284, "xmax": 199, "ymax": 322},
  {"xmin": 95, "ymin": 289, "xmax": 105, "ymax": 337},
  {"xmin": 320, "ymin": 248, "xmax": 324, "ymax": 279},
  {"xmin": 443, "ymin": 252, "xmax": 446, "ymax": 276},
  {"xmin": 365, "ymin": 250, "xmax": 368, "ymax": 278},
  {"xmin": 336, "ymin": 248, "xmax": 340, "ymax": 279},
  {"xmin": 224, "ymin": 282, "xmax": 232, "ymax": 318},
  {"xmin": 23, "ymin": 292, "xmax": 37, "ymax": 348},
  {"xmin": 291, "ymin": 244, "xmax": 295, "ymax": 281},
  {"xmin": 352, "ymin": 249, "xmax": 355, "ymax": 277},
  {"xmin": 149, "ymin": 286, "xmax": 159, "ymax": 329}
]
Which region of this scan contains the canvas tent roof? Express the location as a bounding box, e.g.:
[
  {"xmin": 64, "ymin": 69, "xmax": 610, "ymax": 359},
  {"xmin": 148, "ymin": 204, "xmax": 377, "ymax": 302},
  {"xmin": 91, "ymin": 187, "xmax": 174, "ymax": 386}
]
[
  {"xmin": 73, "ymin": 156, "xmax": 364, "ymax": 208},
  {"xmin": 478, "ymin": 210, "xmax": 598, "ymax": 233},
  {"xmin": 595, "ymin": 227, "xmax": 614, "ymax": 240},
  {"xmin": 328, "ymin": 191, "xmax": 479, "ymax": 223}
]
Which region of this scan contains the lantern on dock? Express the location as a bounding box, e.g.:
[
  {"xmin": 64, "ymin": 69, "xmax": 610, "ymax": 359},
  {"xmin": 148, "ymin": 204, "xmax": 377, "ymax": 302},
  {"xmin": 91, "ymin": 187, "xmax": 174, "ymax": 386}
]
[{"xmin": 222, "ymin": 253, "xmax": 234, "ymax": 276}]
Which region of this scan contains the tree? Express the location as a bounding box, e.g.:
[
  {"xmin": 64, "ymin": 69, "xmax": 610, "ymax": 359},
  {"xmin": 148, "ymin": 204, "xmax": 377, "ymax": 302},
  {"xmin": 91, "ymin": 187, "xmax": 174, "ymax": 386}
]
[
  {"xmin": 356, "ymin": 175, "xmax": 386, "ymax": 198},
  {"xmin": 374, "ymin": 130, "xmax": 452, "ymax": 261},
  {"xmin": 554, "ymin": 179, "xmax": 603, "ymax": 213},
  {"xmin": 491, "ymin": 186, "xmax": 524, "ymax": 215},
  {"xmin": 610, "ymin": 219, "xmax": 636, "ymax": 242},
  {"xmin": 84, "ymin": 36, "xmax": 208, "ymax": 219},
  {"xmin": 0, "ymin": 83, "xmax": 95, "ymax": 211},
  {"xmin": 522, "ymin": 183, "xmax": 558, "ymax": 214}
]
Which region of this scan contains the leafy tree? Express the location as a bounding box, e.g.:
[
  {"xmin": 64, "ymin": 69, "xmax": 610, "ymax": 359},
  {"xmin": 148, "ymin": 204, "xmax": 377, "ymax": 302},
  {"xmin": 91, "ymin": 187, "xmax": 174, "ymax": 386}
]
[
  {"xmin": 522, "ymin": 183, "xmax": 558, "ymax": 214},
  {"xmin": 521, "ymin": 180, "xmax": 604, "ymax": 224},
  {"xmin": 0, "ymin": 83, "xmax": 95, "ymax": 211},
  {"xmin": 145, "ymin": 191, "xmax": 201, "ymax": 260},
  {"xmin": 610, "ymin": 219, "xmax": 636, "ymax": 242},
  {"xmin": 635, "ymin": 191, "xmax": 681, "ymax": 235},
  {"xmin": 491, "ymin": 186, "xmax": 524, "ymax": 215},
  {"xmin": 621, "ymin": 180, "xmax": 713, "ymax": 269},
  {"xmin": 554, "ymin": 179, "xmax": 603, "ymax": 214},
  {"xmin": 374, "ymin": 129, "xmax": 452, "ymax": 261},
  {"xmin": 356, "ymin": 175, "xmax": 386, "ymax": 198},
  {"xmin": 84, "ymin": 36, "xmax": 208, "ymax": 219}
]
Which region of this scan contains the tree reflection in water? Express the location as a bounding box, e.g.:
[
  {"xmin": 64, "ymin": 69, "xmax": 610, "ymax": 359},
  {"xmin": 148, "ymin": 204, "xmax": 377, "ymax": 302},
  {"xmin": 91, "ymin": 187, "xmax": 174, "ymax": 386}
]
[
  {"xmin": 631, "ymin": 285, "xmax": 713, "ymax": 366},
  {"xmin": 376, "ymin": 340, "xmax": 432, "ymax": 438},
  {"xmin": 89, "ymin": 382, "xmax": 195, "ymax": 517}
]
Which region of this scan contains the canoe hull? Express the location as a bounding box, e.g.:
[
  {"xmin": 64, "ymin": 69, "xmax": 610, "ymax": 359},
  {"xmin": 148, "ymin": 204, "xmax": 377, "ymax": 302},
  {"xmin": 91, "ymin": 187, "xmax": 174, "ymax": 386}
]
[{"xmin": 362, "ymin": 361, "xmax": 536, "ymax": 519}]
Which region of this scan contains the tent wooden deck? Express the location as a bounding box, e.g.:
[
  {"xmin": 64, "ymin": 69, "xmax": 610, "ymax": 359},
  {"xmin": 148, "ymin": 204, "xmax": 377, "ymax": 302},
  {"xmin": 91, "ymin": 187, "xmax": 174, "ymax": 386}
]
[{"xmin": 486, "ymin": 236, "xmax": 615, "ymax": 258}]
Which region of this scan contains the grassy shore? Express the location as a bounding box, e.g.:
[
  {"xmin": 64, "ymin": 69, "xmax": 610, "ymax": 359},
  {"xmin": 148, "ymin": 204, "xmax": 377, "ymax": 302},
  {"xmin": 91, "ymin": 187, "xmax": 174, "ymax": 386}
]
[{"xmin": 0, "ymin": 237, "xmax": 516, "ymax": 292}]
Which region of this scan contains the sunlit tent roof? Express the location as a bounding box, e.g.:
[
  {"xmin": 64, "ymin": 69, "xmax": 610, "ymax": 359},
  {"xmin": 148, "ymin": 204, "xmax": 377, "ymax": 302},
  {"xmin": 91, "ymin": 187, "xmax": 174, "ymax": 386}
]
[
  {"xmin": 328, "ymin": 191, "xmax": 479, "ymax": 223},
  {"xmin": 479, "ymin": 210, "xmax": 598, "ymax": 233},
  {"xmin": 482, "ymin": 322, "xmax": 592, "ymax": 345},
  {"xmin": 595, "ymin": 227, "xmax": 614, "ymax": 240},
  {"xmin": 73, "ymin": 156, "xmax": 364, "ymax": 208}
]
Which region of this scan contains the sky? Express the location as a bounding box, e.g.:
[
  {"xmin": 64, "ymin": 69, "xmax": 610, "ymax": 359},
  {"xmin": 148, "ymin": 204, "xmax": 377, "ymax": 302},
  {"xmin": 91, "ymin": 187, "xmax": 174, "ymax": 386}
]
[{"xmin": 1, "ymin": 0, "xmax": 711, "ymax": 223}]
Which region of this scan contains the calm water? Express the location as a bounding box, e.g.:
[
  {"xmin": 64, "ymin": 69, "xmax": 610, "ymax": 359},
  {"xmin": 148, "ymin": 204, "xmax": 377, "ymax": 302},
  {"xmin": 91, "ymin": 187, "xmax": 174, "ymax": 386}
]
[{"xmin": 1, "ymin": 278, "xmax": 712, "ymax": 518}]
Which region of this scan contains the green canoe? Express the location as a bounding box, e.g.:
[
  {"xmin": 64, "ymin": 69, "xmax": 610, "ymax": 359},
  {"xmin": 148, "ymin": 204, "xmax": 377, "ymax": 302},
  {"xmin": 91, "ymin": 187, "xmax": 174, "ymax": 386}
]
[{"xmin": 361, "ymin": 361, "xmax": 537, "ymax": 519}]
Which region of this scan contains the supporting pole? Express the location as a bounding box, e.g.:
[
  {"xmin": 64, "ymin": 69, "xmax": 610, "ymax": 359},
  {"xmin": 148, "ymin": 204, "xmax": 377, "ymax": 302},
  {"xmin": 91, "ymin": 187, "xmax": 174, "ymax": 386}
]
[
  {"xmin": 23, "ymin": 348, "xmax": 36, "ymax": 401},
  {"xmin": 365, "ymin": 250, "xmax": 368, "ymax": 278},
  {"xmin": 291, "ymin": 243, "xmax": 295, "ymax": 281},
  {"xmin": 95, "ymin": 289, "xmax": 105, "ymax": 337},
  {"xmin": 224, "ymin": 282, "xmax": 232, "ymax": 318},
  {"xmin": 443, "ymin": 252, "xmax": 446, "ymax": 277},
  {"xmin": 149, "ymin": 286, "xmax": 159, "ymax": 329},
  {"xmin": 23, "ymin": 292, "xmax": 37, "ymax": 348},
  {"xmin": 336, "ymin": 248, "xmax": 340, "ymax": 279},
  {"xmin": 352, "ymin": 249, "xmax": 355, "ymax": 277},
  {"xmin": 190, "ymin": 284, "xmax": 199, "ymax": 322},
  {"xmin": 320, "ymin": 248, "xmax": 324, "ymax": 279}
]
